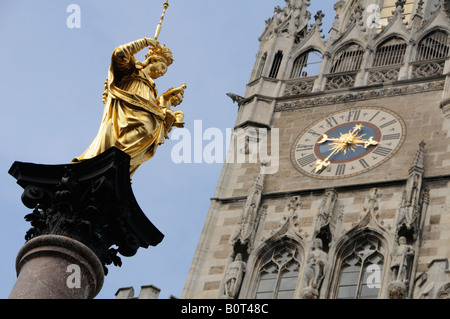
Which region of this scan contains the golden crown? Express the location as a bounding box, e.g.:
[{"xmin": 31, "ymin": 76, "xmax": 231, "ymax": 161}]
[{"xmin": 146, "ymin": 44, "xmax": 174, "ymax": 66}]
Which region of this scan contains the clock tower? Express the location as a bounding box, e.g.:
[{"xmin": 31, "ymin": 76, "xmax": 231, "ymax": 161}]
[{"xmin": 183, "ymin": 0, "xmax": 450, "ymax": 299}]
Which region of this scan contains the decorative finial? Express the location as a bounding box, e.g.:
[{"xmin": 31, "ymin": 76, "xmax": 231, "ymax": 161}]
[
  {"xmin": 154, "ymin": 0, "xmax": 170, "ymax": 41},
  {"xmin": 313, "ymin": 10, "xmax": 325, "ymax": 28},
  {"xmin": 393, "ymin": 0, "xmax": 406, "ymax": 15},
  {"xmin": 409, "ymin": 141, "xmax": 426, "ymax": 175},
  {"xmin": 416, "ymin": 0, "xmax": 425, "ymax": 15}
]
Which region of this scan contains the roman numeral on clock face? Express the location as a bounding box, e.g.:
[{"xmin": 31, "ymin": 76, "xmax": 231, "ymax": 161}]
[
  {"xmin": 325, "ymin": 116, "xmax": 339, "ymax": 128},
  {"xmin": 369, "ymin": 111, "xmax": 381, "ymax": 122},
  {"xmin": 308, "ymin": 129, "xmax": 322, "ymax": 137},
  {"xmin": 359, "ymin": 158, "xmax": 370, "ymax": 169},
  {"xmin": 382, "ymin": 133, "xmax": 401, "ymax": 141},
  {"xmin": 297, "ymin": 154, "xmax": 317, "ymax": 167},
  {"xmin": 372, "ymin": 146, "xmax": 393, "ymax": 157},
  {"xmin": 346, "ymin": 110, "xmax": 361, "ymax": 122},
  {"xmin": 296, "ymin": 144, "xmax": 314, "ymax": 151},
  {"xmin": 379, "ymin": 120, "xmax": 397, "ymax": 129},
  {"xmin": 335, "ymin": 164, "xmax": 346, "ymax": 176}
]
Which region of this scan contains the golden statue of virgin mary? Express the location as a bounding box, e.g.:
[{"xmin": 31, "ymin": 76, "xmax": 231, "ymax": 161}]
[{"xmin": 73, "ymin": 37, "xmax": 186, "ymax": 176}]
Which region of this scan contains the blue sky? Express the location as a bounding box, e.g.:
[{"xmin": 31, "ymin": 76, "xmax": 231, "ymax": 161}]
[{"xmin": 0, "ymin": 0, "xmax": 334, "ymax": 299}]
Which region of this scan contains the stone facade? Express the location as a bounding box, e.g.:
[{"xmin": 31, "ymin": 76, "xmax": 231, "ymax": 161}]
[{"xmin": 183, "ymin": 0, "xmax": 450, "ymax": 299}]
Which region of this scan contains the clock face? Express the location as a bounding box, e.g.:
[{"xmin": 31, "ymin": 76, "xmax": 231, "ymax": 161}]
[{"xmin": 290, "ymin": 107, "xmax": 407, "ymax": 179}]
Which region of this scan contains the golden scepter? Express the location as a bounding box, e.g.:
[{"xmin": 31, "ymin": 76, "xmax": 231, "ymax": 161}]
[
  {"xmin": 154, "ymin": 0, "xmax": 169, "ymax": 41},
  {"xmin": 152, "ymin": 0, "xmax": 186, "ymax": 126}
]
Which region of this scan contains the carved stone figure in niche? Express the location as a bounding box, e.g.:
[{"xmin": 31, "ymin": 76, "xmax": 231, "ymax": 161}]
[
  {"xmin": 391, "ymin": 236, "xmax": 415, "ymax": 284},
  {"xmin": 397, "ymin": 141, "xmax": 426, "ymax": 236},
  {"xmin": 222, "ymin": 253, "xmax": 246, "ymax": 299},
  {"xmin": 232, "ymin": 163, "xmax": 266, "ymax": 253},
  {"xmin": 302, "ymin": 238, "xmax": 328, "ymax": 298},
  {"xmin": 363, "ymin": 188, "xmax": 381, "ymax": 221},
  {"xmin": 314, "ymin": 189, "xmax": 338, "ymax": 250},
  {"xmin": 317, "ymin": 189, "xmax": 337, "ymax": 226}
]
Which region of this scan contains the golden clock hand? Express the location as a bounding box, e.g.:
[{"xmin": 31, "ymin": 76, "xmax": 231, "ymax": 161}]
[
  {"xmin": 351, "ymin": 124, "xmax": 364, "ymax": 135},
  {"xmin": 315, "ymin": 132, "xmax": 351, "ymax": 173},
  {"xmin": 314, "ymin": 147, "xmax": 341, "ymax": 173},
  {"xmin": 317, "ymin": 134, "xmax": 341, "ymax": 144},
  {"xmin": 362, "ymin": 136, "xmax": 379, "ymax": 148},
  {"xmin": 315, "ymin": 124, "xmax": 379, "ymax": 174},
  {"xmin": 317, "ymin": 134, "xmax": 328, "ymax": 144},
  {"xmin": 319, "ymin": 124, "xmax": 363, "ymax": 145},
  {"xmin": 341, "ymin": 124, "xmax": 379, "ymax": 149}
]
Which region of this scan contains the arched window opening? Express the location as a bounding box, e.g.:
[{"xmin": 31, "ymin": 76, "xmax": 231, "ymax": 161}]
[
  {"xmin": 268, "ymin": 51, "xmax": 284, "ymax": 79},
  {"xmin": 336, "ymin": 236, "xmax": 385, "ymax": 299},
  {"xmin": 373, "ymin": 37, "xmax": 407, "ymax": 67},
  {"xmin": 255, "ymin": 243, "xmax": 301, "ymax": 299},
  {"xmin": 330, "ymin": 43, "xmax": 364, "ymax": 73},
  {"xmin": 416, "ymin": 30, "xmax": 450, "ymax": 61},
  {"xmin": 290, "ymin": 50, "xmax": 323, "ymax": 78}
]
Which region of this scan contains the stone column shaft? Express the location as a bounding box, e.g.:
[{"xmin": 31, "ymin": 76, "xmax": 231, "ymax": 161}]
[{"xmin": 9, "ymin": 235, "xmax": 104, "ymax": 299}]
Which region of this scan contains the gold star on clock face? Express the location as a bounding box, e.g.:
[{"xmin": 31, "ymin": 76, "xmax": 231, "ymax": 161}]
[
  {"xmin": 314, "ymin": 124, "xmax": 380, "ymax": 173},
  {"xmin": 290, "ymin": 107, "xmax": 407, "ymax": 179}
]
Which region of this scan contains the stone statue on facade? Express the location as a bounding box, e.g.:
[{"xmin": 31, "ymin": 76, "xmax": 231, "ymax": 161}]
[
  {"xmin": 388, "ymin": 236, "xmax": 415, "ymax": 299},
  {"xmin": 363, "ymin": 188, "xmax": 381, "ymax": 221},
  {"xmin": 301, "ymin": 238, "xmax": 328, "ymax": 299},
  {"xmin": 232, "ymin": 163, "xmax": 266, "ymax": 253},
  {"xmin": 222, "ymin": 253, "xmax": 246, "ymax": 299},
  {"xmin": 391, "ymin": 236, "xmax": 415, "ymax": 284}
]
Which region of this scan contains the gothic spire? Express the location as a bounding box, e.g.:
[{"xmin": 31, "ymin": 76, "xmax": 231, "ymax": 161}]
[{"xmin": 409, "ymin": 140, "xmax": 426, "ymax": 176}]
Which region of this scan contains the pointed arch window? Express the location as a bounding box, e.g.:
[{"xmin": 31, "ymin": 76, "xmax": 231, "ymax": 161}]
[
  {"xmin": 255, "ymin": 243, "xmax": 301, "ymax": 299},
  {"xmin": 290, "ymin": 50, "xmax": 323, "ymax": 78},
  {"xmin": 373, "ymin": 37, "xmax": 407, "ymax": 67},
  {"xmin": 336, "ymin": 236, "xmax": 385, "ymax": 299},
  {"xmin": 416, "ymin": 30, "xmax": 450, "ymax": 61},
  {"xmin": 330, "ymin": 43, "xmax": 364, "ymax": 73},
  {"xmin": 268, "ymin": 51, "xmax": 284, "ymax": 79}
]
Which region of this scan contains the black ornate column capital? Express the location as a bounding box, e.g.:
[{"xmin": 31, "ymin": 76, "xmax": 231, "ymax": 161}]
[{"xmin": 9, "ymin": 147, "xmax": 164, "ymax": 275}]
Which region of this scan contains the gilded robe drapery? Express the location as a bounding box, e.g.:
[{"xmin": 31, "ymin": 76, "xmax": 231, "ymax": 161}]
[{"xmin": 74, "ymin": 39, "xmax": 169, "ymax": 176}]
